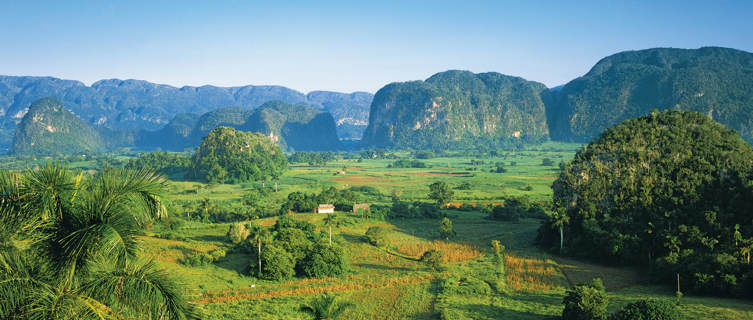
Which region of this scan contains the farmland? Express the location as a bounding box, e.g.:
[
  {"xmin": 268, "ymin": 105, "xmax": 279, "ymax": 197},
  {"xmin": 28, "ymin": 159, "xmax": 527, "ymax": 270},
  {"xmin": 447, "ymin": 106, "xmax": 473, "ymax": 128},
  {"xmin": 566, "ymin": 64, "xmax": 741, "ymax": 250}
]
[{"xmin": 96, "ymin": 142, "xmax": 752, "ymax": 319}]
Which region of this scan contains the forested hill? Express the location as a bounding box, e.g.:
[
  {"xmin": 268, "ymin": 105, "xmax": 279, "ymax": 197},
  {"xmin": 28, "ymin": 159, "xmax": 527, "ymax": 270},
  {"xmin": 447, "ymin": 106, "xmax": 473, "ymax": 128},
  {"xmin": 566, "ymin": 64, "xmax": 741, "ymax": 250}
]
[
  {"xmin": 11, "ymin": 97, "xmax": 105, "ymax": 155},
  {"xmin": 0, "ymin": 76, "xmax": 373, "ymax": 148},
  {"xmin": 548, "ymin": 46, "xmax": 753, "ymax": 143},
  {"xmin": 361, "ymin": 70, "xmax": 551, "ymax": 149}
]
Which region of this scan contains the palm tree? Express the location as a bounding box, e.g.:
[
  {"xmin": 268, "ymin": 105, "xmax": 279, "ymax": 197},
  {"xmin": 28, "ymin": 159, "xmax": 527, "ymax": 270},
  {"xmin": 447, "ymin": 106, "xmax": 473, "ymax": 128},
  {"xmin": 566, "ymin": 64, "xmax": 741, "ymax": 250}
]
[
  {"xmin": 323, "ymin": 214, "xmax": 341, "ymax": 245},
  {"xmin": 551, "ymin": 208, "xmax": 569, "ymax": 252},
  {"xmin": 248, "ymin": 224, "xmax": 271, "ymax": 276},
  {"xmin": 0, "ymin": 162, "xmax": 199, "ymax": 319},
  {"xmin": 301, "ymin": 292, "xmax": 351, "ymax": 320}
]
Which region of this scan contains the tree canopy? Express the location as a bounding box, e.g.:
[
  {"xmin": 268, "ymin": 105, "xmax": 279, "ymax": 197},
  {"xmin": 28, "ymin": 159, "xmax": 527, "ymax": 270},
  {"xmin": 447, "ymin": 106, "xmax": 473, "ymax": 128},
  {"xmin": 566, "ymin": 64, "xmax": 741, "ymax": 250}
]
[{"xmin": 540, "ymin": 110, "xmax": 753, "ymax": 296}]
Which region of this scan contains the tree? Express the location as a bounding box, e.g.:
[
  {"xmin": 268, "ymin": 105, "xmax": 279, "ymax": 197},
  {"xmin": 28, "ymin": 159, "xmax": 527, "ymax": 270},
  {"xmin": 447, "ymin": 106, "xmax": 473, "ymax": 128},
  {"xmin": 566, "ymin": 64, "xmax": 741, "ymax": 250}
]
[
  {"xmin": 248, "ymin": 224, "xmax": 271, "ymax": 276},
  {"xmin": 610, "ymin": 299, "xmax": 681, "ymax": 320},
  {"xmin": 420, "ymin": 249, "xmax": 444, "ymax": 272},
  {"xmin": 428, "ymin": 181, "xmax": 454, "ymax": 206},
  {"xmin": 259, "ymin": 244, "xmax": 295, "ymax": 280},
  {"xmin": 551, "ymin": 208, "xmax": 570, "ymax": 252},
  {"xmin": 0, "ymin": 163, "xmax": 198, "ymax": 319},
  {"xmin": 301, "ymin": 292, "xmax": 351, "ymax": 320},
  {"xmin": 439, "ymin": 217, "xmax": 455, "ymax": 240},
  {"xmin": 301, "ymin": 244, "xmax": 348, "ymax": 278},
  {"xmin": 562, "ymin": 279, "xmax": 609, "ymax": 320}
]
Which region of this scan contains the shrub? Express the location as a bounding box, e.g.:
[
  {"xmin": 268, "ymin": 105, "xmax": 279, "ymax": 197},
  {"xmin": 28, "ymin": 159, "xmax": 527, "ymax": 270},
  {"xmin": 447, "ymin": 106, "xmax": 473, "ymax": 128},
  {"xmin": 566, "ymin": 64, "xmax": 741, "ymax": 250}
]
[
  {"xmin": 420, "ymin": 249, "xmax": 444, "ymax": 272},
  {"xmin": 562, "ymin": 279, "xmax": 609, "ymax": 320},
  {"xmin": 365, "ymin": 226, "xmax": 389, "ymax": 247},
  {"xmin": 440, "ymin": 276, "xmax": 492, "ymax": 295},
  {"xmin": 610, "ymin": 299, "xmax": 680, "ymax": 320},
  {"xmin": 276, "ymin": 227, "xmax": 312, "ymax": 262},
  {"xmin": 260, "ymin": 244, "xmax": 295, "ymax": 280},
  {"xmin": 301, "ymin": 244, "xmax": 348, "ymax": 278}
]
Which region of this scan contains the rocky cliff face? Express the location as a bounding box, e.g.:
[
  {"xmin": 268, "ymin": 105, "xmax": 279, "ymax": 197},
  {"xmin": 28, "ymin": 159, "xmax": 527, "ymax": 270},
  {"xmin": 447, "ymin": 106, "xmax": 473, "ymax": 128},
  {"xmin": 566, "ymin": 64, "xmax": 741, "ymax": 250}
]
[{"xmin": 361, "ymin": 70, "xmax": 550, "ymax": 149}]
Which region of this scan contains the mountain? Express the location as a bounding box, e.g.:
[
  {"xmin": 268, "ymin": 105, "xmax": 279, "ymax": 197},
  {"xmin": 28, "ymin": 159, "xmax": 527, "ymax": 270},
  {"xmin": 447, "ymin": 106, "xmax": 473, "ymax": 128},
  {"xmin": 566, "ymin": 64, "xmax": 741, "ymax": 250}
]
[
  {"xmin": 11, "ymin": 97, "xmax": 104, "ymax": 155},
  {"xmin": 145, "ymin": 101, "xmax": 340, "ymax": 152},
  {"xmin": 361, "ymin": 70, "xmax": 550, "ymax": 149},
  {"xmin": 0, "ymin": 76, "xmax": 374, "ymax": 149},
  {"xmin": 242, "ymin": 101, "xmax": 341, "ymax": 151},
  {"xmin": 548, "ymin": 47, "xmax": 753, "ymax": 143}
]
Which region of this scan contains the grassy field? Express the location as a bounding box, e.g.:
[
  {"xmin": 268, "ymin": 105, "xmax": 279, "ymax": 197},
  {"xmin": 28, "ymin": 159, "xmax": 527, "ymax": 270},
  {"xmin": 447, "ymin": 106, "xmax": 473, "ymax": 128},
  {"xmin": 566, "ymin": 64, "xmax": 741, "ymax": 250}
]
[{"xmin": 119, "ymin": 143, "xmax": 753, "ymax": 319}]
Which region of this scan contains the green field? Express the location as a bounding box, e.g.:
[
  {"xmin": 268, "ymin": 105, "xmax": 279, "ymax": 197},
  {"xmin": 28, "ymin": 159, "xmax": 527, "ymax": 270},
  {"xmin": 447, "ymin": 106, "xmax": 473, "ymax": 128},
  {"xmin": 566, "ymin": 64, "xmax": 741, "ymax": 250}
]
[{"xmin": 114, "ymin": 143, "xmax": 753, "ymax": 319}]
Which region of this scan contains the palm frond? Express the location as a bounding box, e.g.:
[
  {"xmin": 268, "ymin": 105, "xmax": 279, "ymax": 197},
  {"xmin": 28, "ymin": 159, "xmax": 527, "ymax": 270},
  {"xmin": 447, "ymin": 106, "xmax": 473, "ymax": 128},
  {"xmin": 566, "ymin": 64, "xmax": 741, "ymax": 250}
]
[
  {"xmin": 83, "ymin": 260, "xmax": 201, "ymax": 320},
  {"xmin": 21, "ymin": 162, "xmax": 75, "ymax": 221}
]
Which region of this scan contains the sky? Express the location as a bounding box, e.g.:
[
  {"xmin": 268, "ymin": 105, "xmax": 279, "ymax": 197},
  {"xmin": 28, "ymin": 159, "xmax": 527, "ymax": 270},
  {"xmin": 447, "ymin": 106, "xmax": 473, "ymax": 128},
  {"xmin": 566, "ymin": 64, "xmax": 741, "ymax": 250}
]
[{"xmin": 0, "ymin": 1, "xmax": 751, "ymax": 93}]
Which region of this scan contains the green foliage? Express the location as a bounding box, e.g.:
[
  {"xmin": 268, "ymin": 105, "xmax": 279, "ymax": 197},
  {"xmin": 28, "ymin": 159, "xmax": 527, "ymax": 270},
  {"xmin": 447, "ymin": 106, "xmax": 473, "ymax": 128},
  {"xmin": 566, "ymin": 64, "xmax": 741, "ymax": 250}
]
[
  {"xmin": 301, "ymin": 292, "xmax": 351, "ymax": 320},
  {"xmin": 191, "ymin": 126, "xmax": 288, "ymax": 183},
  {"xmin": 125, "ymin": 151, "xmax": 191, "ymax": 176},
  {"xmin": 610, "ymin": 299, "xmax": 681, "ymax": 320},
  {"xmin": 420, "ymin": 249, "xmax": 444, "ymax": 272},
  {"xmin": 365, "ymin": 226, "xmax": 389, "ymax": 247},
  {"xmin": 227, "ymin": 222, "xmax": 252, "ymax": 244},
  {"xmin": 439, "ymin": 217, "xmax": 455, "ymax": 239},
  {"xmin": 0, "ymin": 163, "xmax": 198, "ymax": 319},
  {"xmin": 544, "ymin": 110, "xmax": 753, "ymax": 296},
  {"xmin": 428, "ymin": 181, "xmax": 454, "ymax": 206},
  {"xmin": 562, "ymin": 279, "xmax": 609, "ymax": 320},
  {"xmin": 182, "ymin": 249, "xmax": 226, "ymax": 267},
  {"xmin": 489, "ymin": 197, "xmax": 546, "ymax": 221},
  {"xmin": 388, "ymin": 159, "xmax": 429, "ymax": 168},
  {"xmin": 288, "ymin": 151, "xmax": 337, "ymax": 165},
  {"xmin": 259, "ymin": 244, "xmax": 296, "ymax": 280},
  {"xmin": 301, "ymin": 244, "xmax": 348, "ymax": 278}
]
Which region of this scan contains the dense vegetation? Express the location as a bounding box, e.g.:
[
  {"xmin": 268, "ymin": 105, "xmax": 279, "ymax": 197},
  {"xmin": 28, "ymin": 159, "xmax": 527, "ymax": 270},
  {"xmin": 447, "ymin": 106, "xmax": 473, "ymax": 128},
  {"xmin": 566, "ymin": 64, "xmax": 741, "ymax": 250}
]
[
  {"xmin": 548, "ymin": 47, "xmax": 753, "ymax": 144},
  {"xmin": 190, "ymin": 127, "xmax": 288, "ymax": 183},
  {"xmin": 0, "ymin": 163, "xmax": 197, "ymax": 319},
  {"xmin": 362, "ymin": 70, "xmax": 551, "ymax": 149},
  {"xmin": 540, "ymin": 110, "xmax": 753, "ymax": 296},
  {"xmin": 11, "ymin": 97, "xmax": 106, "ymax": 155}
]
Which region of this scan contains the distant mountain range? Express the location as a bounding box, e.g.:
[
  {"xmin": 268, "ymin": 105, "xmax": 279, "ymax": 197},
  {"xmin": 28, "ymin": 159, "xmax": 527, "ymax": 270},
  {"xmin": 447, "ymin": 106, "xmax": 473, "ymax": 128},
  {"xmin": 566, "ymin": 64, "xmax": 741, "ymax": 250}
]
[
  {"xmin": 6, "ymin": 46, "xmax": 753, "ymax": 154},
  {"xmin": 0, "ymin": 76, "xmax": 373, "ymax": 150}
]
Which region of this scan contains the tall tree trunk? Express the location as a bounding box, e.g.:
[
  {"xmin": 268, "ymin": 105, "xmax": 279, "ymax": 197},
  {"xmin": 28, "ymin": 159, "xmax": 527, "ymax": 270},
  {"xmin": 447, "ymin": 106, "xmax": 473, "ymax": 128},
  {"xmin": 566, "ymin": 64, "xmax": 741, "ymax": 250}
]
[
  {"xmin": 559, "ymin": 226, "xmax": 564, "ymax": 252},
  {"xmin": 275, "ymin": 181, "xmax": 278, "ymax": 192},
  {"xmin": 329, "ymin": 226, "xmax": 332, "ymax": 245},
  {"xmin": 258, "ymin": 239, "xmax": 262, "ymax": 275}
]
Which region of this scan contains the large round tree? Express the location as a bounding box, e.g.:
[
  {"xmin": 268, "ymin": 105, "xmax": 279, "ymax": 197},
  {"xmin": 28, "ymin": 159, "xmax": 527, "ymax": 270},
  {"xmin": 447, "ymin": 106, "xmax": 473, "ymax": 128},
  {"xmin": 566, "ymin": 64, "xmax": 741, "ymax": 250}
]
[
  {"xmin": 541, "ymin": 110, "xmax": 753, "ymax": 296},
  {"xmin": 191, "ymin": 126, "xmax": 288, "ymax": 183}
]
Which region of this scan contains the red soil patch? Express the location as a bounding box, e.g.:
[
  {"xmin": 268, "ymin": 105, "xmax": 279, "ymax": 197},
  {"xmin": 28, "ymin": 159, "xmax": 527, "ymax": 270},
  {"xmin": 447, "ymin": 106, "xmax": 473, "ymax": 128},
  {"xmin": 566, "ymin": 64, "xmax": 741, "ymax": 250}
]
[
  {"xmin": 330, "ymin": 175, "xmax": 391, "ymax": 183},
  {"xmin": 507, "ymin": 175, "xmax": 557, "ymax": 180}
]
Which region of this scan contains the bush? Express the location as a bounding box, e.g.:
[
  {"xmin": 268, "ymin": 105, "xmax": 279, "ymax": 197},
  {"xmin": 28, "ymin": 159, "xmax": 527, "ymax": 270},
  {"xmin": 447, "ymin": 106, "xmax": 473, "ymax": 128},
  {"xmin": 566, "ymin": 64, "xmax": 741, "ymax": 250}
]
[
  {"xmin": 365, "ymin": 226, "xmax": 389, "ymax": 247},
  {"xmin": 439, "ymin": 217, "xmax": 455, "ymax": 239},
  {"xmin": 182, "ymin": 249, "xmax": 226, "ymax": 267},
  {"xmin": 301, "ymin": 244, "xmax": 348, "ymax": 278},
  {"xmin": 259, "ymin": 244, "xmax": 295, "ymax": 280},
  {"xmin": 440, "ymin": 276, "xmax": 492, "ymax": 295},
  {"xmin": 420, "ymin": 249, "xmax": 444, "ymax": 271},
  {"xmin": 562, "ymin": 279, "xmax": 609, "ymax": 320},
  {"xmin": 610, "ymin": 299, "xmax": 680, "ymax": 320}
]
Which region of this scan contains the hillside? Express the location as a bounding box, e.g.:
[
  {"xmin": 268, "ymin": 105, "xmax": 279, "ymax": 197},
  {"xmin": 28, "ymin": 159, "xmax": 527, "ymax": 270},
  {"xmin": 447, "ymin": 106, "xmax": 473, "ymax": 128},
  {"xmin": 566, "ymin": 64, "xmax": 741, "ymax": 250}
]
[
  {"xmin": 0, "ymin": 76, "xmax": 373, "ymax": 148},
  {"xmin": 361, "ymin": 70, "xmax": 550, "ymax": 149},
  {"xmin": 242, "ymin": 101, "xmax": 341, "ymax": 151},
  {"xmin": 145, "ymin": 101, "xmax": 341, "ymax": 152},
  {"xmin": 11, "ymin": 97, "xmax": 105, "ymax": 155},
  {"xmin": 548, "ymin": 47, "xmax": 753, "ymax": 143}
]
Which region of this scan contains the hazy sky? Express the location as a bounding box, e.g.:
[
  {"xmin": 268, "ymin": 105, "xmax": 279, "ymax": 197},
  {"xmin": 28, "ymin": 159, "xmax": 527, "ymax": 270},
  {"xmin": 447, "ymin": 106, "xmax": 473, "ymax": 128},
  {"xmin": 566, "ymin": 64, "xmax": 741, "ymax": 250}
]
[{"xmin": 1, "ymin": 1, "xmax": 751, "ymax": 93}]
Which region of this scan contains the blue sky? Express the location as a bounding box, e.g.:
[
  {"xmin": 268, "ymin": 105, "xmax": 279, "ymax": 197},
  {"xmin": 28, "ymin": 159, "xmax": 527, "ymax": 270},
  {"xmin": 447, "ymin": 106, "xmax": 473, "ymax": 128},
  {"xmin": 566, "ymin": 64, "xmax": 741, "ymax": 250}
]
[{"xmin": 0, "ymin": 1, "xmax": 751, "ymax": 93}]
